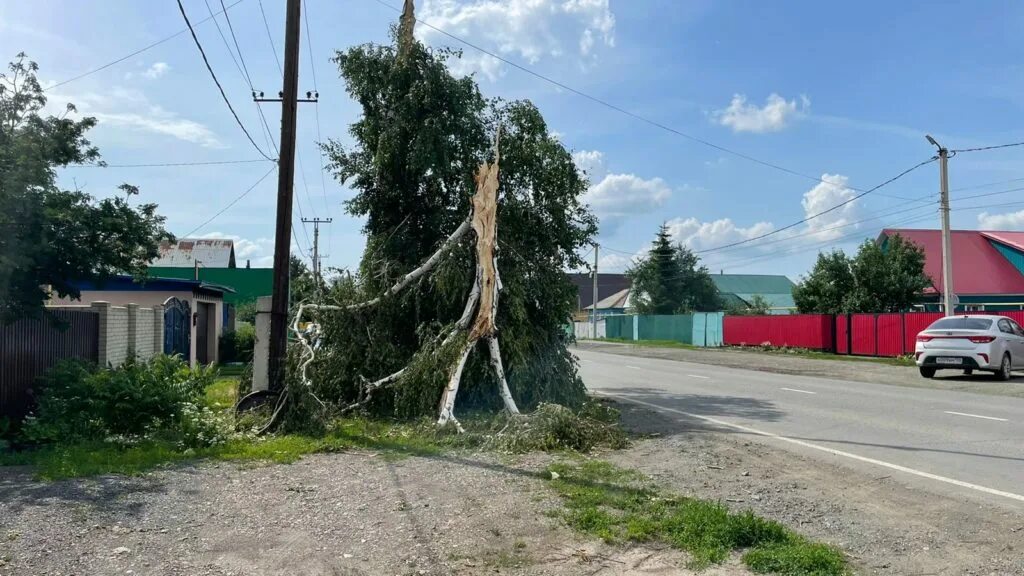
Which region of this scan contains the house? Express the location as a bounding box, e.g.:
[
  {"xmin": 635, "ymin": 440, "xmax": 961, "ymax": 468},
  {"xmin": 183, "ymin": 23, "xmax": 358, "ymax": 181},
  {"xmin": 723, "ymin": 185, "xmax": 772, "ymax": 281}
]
[
  {"xmin": 151, "ymin": 238, "xmax": 237, "ymax": 268},
  {"xmin": 710, "ymin": 273, "xmax": 797, "ymax": 314},
  {"xmin": 49, "ymin": 275, "xmax": 233, "ymax": 366},
  {"xmin": 880, "ymin": 229, "xmax": 1024, "ymax": 311},
  {"xmin": 567, "ymin": 272, "xmax": 796, "ymax": 315}
]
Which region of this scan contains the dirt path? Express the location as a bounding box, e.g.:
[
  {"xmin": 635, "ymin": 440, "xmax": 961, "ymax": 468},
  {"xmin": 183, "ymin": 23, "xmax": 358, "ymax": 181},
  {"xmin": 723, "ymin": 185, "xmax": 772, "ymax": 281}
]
[
  {"xmin": 0, "ymin": 451, "xmax": 746, "ymax": 576},
  {"xmin": 578, "ymin": 341, "xmax": 1024, "ymax": 399},
  {"xmin": 607, "ymin": 400, "xmax": 1024, "ymax": 576}
]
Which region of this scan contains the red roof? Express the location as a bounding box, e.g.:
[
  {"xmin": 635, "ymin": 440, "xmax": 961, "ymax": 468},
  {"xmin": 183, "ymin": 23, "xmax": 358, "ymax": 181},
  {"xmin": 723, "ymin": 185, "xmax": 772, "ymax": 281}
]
[{"xmin": 881, "ymin": 229, "xmax": 1024, "ymax": 296}]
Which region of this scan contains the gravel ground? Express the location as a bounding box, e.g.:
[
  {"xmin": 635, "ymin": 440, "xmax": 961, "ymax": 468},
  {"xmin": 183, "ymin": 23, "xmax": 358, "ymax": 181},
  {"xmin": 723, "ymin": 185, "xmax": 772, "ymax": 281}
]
[
  {"xmin": 0, "ymin": 449, "xmax": 747, "ymax": 576},
  {"xmin": 608, "ymin": 400, "xmax": 1024, "ymax": 576},
  {"xmin": 578, "ymin": 341, "xmax": 1024, "ymax": 399}
]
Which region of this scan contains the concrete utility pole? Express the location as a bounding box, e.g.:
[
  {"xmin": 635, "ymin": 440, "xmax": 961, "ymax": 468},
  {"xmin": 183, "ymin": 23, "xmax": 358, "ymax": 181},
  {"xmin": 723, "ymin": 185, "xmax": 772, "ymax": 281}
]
[
  {"xmin": 302, "ymin": 217, "xmax": 332, "ymax": 283},
  {"xmin": 927, "ymin": 135, "xmax": 955, "ymax": 316},
  {"xmin": 266, "ymin": 0, "xmax": 303, "ymax": 392},
  {"xmin": 591, "ymin": 244, "xmax": 599, "ymax": 339}
]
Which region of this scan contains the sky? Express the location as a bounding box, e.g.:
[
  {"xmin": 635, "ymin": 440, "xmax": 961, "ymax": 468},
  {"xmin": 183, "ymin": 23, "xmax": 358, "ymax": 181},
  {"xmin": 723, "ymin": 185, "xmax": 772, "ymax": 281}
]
[{"xmin": 2, "ymin": 0, "xmax": 1023, "ymax": 279}]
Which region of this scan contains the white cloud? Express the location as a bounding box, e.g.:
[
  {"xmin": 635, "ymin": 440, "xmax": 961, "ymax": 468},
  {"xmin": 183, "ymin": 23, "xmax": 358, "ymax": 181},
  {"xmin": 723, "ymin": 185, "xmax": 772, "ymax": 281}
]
[
  {"xmin": 665, "ymin": 217, "xmax": 775, "ymax": 251},
  {"xmin": 143, "ymin": 62, "xmax": 170, "ymax": 79},
  {"xmin": 198, "ymin": 232, "xmax": 275, "ymax": 267},
  {"xmin": 572, "ymin": 149, "xmax": 606, "ymax": 180},
  {"xmin": 714, "ymin": 93, "xmax": 808, "ymax": 133},
  {"xmin": 978, "ymin": 210, "xmax": 1024, "ymax": 230},
  {"xmin": 45, "ymin": 87, "xmax": 223, "ymax": 148},
  {"xmin": 417, "ymin": 0, "xmax": 615, "ymax": 81},
  {"xmin": 800, "ymin": 173, "xmax": 858, "ymax": 240}
]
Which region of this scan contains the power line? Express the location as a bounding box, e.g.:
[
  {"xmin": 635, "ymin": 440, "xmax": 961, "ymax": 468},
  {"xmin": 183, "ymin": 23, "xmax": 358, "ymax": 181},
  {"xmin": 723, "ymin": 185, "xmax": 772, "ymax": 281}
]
[
  {"xmin": 366, "ymin": 0, "xmax": 916, "ymax": 200},
  {"xmin": 69, "ymin": 158, "xmax": 272, "ymax": 168},
  {"xmin": 220, "ymin": 0, "xmax": 256, "ymax": 88},
  {"xmin": 303, "ymin": 0, "xmax": 332, "ymax": 215},
  {"xmin": 181, "ymin": 164, "xmax": 277, "ymax": 237},
  {"xmin": 44, "ymin": 0, "xmax": 249, "ymax": 92},
  {"xmin": 693, "ymin": 157, "xmax": 937, "ymax": 254},
  {"xmin": 951, "ymin": 141, "xmax": 1024, "ymax": 153},
  {"xmin": 176, "ymin": 0, "xmax": 275, "ymax": 162}
]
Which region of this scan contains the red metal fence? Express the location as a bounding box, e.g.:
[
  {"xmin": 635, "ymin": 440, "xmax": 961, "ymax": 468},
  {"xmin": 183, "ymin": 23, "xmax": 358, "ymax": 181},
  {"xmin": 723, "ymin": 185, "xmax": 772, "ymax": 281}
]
[
  {"xmin": 1, "ymin": 310, "xmax": 99, "ymax": 421},
  {"xmin": 723, "ymin": 314, "xmax": 833, "ymax": 350},
  {"xmin": 725, "ymin": 310, "xmax": 1024, "ymax": 357}
]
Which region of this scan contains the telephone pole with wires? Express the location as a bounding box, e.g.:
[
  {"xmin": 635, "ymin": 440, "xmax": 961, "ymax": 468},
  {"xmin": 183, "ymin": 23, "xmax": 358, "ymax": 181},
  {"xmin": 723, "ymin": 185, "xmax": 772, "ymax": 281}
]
[
  {"xmin": 591, "ymin": 244, "xmax": 599, "ymax": 339},
  {"xmin": 302, "ymin": 217, "xmax": 332, "ymax": 284},
  {"xmin": 926, "ymin": 135, "xmax": 956, "ymax": 316},
  {"xmin": 262, "ymin": 0, "xmax": 305, "ymax": 393}
]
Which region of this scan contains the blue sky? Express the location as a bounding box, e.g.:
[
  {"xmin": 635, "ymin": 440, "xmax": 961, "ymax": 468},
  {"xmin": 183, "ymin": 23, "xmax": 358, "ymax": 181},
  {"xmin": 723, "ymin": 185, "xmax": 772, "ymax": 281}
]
[{"xmin": 3, "ymin": 0, "xmax": 1023, "ymax": 279}]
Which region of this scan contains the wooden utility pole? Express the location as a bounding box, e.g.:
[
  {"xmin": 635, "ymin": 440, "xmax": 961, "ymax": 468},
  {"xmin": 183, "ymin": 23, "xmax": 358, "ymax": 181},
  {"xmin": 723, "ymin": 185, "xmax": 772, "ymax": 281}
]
[
  {"xmin": 302, "ymin": 217, "xmax": 332, "ymax": 283},
  {"xmin": 591, "ymin": 244, "xmax": 599, "ymax": 339},
  {"xmin": 267, "ymin": 0, "xmax": 303, "ymax": 392}
]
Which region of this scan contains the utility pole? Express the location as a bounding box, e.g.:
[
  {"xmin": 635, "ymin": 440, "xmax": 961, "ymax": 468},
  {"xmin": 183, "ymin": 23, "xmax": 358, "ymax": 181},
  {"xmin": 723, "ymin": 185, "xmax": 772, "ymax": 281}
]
[
  {"xmin": 591, "ymin": 244, "xmax": 599, "ymax": 339},
  {"xmin": 266, "ymin": 0, "xmax": 303, "ymax": 392},
  {"xmin": 927, "ymin": 135, "xmax": 955, "ymax": 316},
  {"xmin": 302, "ymin": 217, "xmax": 332, "ymax": 283},
  {"xmin": 194, "ymin": 259, "xmax": 201, "ymax": 281}
]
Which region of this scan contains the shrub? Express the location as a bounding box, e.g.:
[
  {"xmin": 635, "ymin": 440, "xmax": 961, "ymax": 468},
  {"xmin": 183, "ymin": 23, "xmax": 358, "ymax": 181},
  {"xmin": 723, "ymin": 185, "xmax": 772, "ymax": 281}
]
[
  {"xmin": 22, "ymin": 355, "xmax": 226, "ymax": 447},
  {"xmin": 219, "ymin": 324, "xmax": 256, "ymax": 364},
  {"xmin": 485, "ymin": 401, "xmax": 628, "ymax": 453}
]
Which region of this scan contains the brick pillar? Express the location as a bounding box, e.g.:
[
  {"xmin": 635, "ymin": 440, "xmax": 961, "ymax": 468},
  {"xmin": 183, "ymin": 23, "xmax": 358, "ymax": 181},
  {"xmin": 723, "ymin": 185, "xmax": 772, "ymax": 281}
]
[
  {"xmin": 152, "ymin": 304, "xmax": 165, "ymax": 357},
  {"xmin": 91, "ymin": 301, "xmax": 112, "ymax": 366},
  {"xmin": 126, "ymin": 303, "xmax": 139, "ymax": 357}
]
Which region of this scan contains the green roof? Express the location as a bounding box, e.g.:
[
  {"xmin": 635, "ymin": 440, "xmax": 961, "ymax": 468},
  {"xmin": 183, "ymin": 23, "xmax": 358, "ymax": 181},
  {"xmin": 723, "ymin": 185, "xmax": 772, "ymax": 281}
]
[
  {"xmin": 711, "ymin": 274, "xmax": 796, "ymax": 310},
  {"xmin": 147, "ymin": 267, "xmax": 272, "ymax": 305}
]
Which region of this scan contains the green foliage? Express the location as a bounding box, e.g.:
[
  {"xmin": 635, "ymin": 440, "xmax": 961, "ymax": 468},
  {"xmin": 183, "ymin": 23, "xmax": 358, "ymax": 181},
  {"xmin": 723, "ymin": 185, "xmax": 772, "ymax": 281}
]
[
  {"xmin": 305, "ymin": 24, "xmax": 595, "ymax": 418},
  {"xmin": 219, "ymin": 323, "xmax": 255, "ymax": 363},
  {"xmin": 547, "ymin": 460, "xmax": 847, "ymax": 575},
  {"xmin": 485, "ymin": 401, "xmax": 627, "ymax": 453},
  {"xmin": 234, "ymin": 300, "xmax": 257, "ymax": 324},
  {"xmin": 794, "ymin": 234, "xmax": 931, "ymax": 314},
  {"xmin": 628, "ymin": 224, "xmax": 722, "ymax": 314},
  {"xmin": 289, "ymin": 253, "xmax": 323, "ymax": 304},
  {"xmin": 0, "ymin": 54, "xmax": 173, "ymax": 322},
  {"xmin": 727, "ymin": 294, "xmax": 773, "ymax": 316},
  {"xmin": 22, "ymin": 356, "xmax": 224, "ymax": 448}
]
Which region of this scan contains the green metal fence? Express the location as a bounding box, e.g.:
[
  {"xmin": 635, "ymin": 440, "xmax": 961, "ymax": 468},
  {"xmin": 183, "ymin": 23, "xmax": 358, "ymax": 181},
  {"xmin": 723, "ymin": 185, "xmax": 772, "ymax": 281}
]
[{"xmin": 604, "ymin": 313, "xmax": 723, "ymax": 347}]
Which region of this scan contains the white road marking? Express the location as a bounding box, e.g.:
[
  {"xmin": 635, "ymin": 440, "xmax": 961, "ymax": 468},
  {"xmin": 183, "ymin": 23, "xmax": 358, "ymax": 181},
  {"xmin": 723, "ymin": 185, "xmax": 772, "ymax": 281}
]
[
  {"xmin": 626, "ymin": 365, "xmax": 642, "ymax": 370},
  {"xmin": 944, "ymin": 411, "xmax": 1008, "ymax": 422},
  {"xmin": 780, "ymin": 387, "xmax": 816, "ymax": 395},
  {"xmin": 594, "ymin": 391, "xmax": 1024, "ymax": 504},
  {"xmin": 687, "ymin": 374, "xmax": 710, "ymax": 379}
]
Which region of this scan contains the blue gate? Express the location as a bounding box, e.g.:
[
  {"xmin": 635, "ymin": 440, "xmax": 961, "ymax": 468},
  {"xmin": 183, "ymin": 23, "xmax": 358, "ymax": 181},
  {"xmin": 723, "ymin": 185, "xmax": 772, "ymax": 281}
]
[{"xmin": 164, "ymin": 297, "xmax": 191, "ymax": 361}]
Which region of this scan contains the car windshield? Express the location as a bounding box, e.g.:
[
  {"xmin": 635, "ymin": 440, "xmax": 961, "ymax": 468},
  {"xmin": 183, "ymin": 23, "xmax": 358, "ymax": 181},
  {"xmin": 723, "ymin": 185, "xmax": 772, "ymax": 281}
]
[{"xmin": 927, "ymin": 317, "xmax": 993, "ymax": 330}]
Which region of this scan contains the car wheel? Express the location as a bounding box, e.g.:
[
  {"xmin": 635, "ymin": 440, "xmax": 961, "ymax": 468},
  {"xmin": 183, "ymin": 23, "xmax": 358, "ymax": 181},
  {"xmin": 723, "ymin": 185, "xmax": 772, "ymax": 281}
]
[
  {"xmin": 919, "ymin": 367, "xmax": 936, "ymax": 379},
  {"xmin": 963, "ymin": 368, "xmax": 973, "ymax": 376},
  {"xmin": 997, "ymin": 354, "xmax": 1012, "ymax": 381}
]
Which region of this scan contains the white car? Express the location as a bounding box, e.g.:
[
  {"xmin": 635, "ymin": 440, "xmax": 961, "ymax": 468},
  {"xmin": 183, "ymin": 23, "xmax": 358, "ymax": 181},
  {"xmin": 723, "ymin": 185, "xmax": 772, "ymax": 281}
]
[{"xmin": 915, "ymin": 315, "xmax": 1024, "ymax": 380}]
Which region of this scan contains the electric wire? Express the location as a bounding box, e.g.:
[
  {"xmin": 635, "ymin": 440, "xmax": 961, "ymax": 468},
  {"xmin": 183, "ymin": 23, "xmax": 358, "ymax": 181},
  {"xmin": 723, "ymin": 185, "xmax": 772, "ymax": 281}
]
[
  {"xmin": 176, "ymin": 0, "xmax": 274, "ymax": 162},
  {"xmin": 69, "ymin": 158, "xmax": 272, "ymax": 168},
  {"xmin": 182, "ymin": 164, "xmax": 277, "ymax": 237},
  {"xmin": 44, "ymin": 0, "xmax": 248, "ymax": 92}
]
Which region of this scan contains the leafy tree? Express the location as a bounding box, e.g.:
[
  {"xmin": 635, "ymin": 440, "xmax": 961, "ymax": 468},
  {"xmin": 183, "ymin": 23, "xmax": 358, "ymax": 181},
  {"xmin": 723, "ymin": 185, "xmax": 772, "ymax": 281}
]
[
  {"xmin": 288, "ymin": 253, "xmax": 321, "ymax": 305},
  {"xmin": 793, "ymin": 234, "xmax": 930, "ymax": 313},
  {"xmin": 303, "ymin": 25, "xmax": 596, "ymax": 419},
  {"xmin": 848, "ymin": 234, "xmax": 931, "ymax": 312},
  {"xmin": 628, "ymin": 224, "xmax": 721, "ymax": 314},
  {"xmin": 793, "ymin": 250, "xmax": 855, "ymax": 314},
  {"xmin": 0, "ymin": 54, "xmax": 172, "ymax": 322},
  {"xmin": 727, "ymin": 294, "xmax": 772, "ymax": 316}
]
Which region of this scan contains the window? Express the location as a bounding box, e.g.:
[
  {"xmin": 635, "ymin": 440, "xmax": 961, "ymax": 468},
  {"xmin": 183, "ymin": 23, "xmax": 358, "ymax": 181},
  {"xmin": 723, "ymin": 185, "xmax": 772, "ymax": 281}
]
[
  {"xmin": 997, "ymin": 319, "xmax": 1014, "ymax": 334},
  {"xmin": 928, "ymin": 317, "xmax": 993, "ymax": 330},
  {"xmin": 1009, "ymin": 319, "xmax": 1024, "ymax": 337}
]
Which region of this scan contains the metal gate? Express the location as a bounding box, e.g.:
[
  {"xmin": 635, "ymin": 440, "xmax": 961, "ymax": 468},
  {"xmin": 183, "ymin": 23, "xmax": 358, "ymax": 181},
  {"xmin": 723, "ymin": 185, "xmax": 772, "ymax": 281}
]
[{"xmin": 164, "ymin": 297, "xmax": 191, "ymax": 361}]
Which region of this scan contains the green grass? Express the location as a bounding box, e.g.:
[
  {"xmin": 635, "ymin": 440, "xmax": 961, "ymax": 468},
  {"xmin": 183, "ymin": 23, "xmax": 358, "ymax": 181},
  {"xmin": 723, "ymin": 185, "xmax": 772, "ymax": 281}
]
[
  {"xmin": 0, "ymin": 417, "xmax": 465, "ymax": 481},
  {"xmin": 215, "ymin": 364, "xmax": 247, "ymax": 377},
  {"xmin": 596, "ymin": 338, "xmax": 697, "ymax": 350},
  {"xmin": 546, "ymin": 460, "xmax": 848, "ymax": 575},
  {"xmin": 205, "ymin": 377, "xmax": 240, "ymax": 410}
]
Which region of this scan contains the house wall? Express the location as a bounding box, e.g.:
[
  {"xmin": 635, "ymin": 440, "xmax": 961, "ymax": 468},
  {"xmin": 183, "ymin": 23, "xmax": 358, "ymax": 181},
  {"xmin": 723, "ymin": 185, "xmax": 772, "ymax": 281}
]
[{"xmin": 51, "ymin": 289, "xmax": 224, "ymax": 366}]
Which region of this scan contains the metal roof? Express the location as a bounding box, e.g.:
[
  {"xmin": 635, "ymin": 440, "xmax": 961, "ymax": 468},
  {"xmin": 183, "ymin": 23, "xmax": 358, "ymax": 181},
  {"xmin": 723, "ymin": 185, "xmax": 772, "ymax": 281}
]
[
  {"xmin": 584, "ymin": 288, "xmax": 631, "ymax": 310},
  {"xmin": 151, "ymin": 238, "xmax": 237, "ymax": 268},
  {"xmin": 70, "ymin": 275, "xmax": 234, "ymax": 296},
  {"xmin": 710, "ymin": 274, "xmax": 795, "ymax": 295},
  {"xmin": 568, "ymin": 273, "xmax": 631, "ymax": 309},
  {"xmin": 881, "ymin": 229, "xmax": 1024, "ymax": 295}
]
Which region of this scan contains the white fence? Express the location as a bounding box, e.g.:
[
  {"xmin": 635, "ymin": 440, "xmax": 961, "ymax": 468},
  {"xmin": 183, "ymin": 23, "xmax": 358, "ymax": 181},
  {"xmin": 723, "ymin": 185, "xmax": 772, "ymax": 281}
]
[{"xmin": 573, "ymin": 319, "xmax": 606, "ymax": 339}]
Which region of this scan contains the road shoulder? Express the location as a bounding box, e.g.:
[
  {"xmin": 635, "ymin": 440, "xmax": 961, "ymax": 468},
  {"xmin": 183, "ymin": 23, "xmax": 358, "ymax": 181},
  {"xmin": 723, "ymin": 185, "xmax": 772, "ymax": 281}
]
[{"xmin": 605, "ymin": 399, "xmax": 1024, "ymax": 576}]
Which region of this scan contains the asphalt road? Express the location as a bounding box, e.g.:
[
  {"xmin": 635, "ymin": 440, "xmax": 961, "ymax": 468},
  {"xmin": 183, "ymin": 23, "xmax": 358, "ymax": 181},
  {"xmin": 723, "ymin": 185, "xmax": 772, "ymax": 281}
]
[{"xmin": 576, "ymin": 348, "xmax": 1024, "ymax": 509}]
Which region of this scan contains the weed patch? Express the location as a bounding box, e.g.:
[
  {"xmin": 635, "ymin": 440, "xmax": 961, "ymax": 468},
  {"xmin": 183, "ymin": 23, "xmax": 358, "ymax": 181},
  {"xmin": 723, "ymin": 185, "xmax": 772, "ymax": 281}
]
[{"xmin": 546, "ymin": 460, "xmax": 847, "ymax": 575}]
